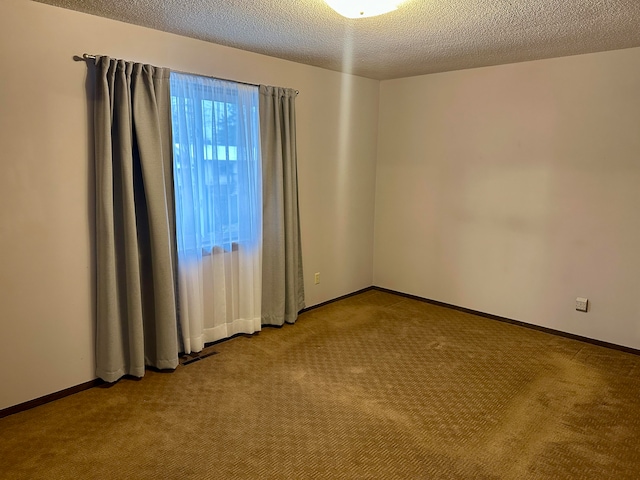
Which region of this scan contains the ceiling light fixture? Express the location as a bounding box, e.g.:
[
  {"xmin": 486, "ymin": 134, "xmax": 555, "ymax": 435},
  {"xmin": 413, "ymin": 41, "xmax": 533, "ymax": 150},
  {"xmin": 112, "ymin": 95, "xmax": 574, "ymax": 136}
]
[{"xmin": 324, "ymin": 0, "xmax": 407, "ymax": 19}]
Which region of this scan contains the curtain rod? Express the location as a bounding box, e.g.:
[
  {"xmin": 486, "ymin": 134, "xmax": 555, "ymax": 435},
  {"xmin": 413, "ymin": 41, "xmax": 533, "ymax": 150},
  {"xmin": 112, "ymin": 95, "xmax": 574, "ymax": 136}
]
[{"xmin": 81, "ymin": 54, "xmax": 299, "ymax": 95}]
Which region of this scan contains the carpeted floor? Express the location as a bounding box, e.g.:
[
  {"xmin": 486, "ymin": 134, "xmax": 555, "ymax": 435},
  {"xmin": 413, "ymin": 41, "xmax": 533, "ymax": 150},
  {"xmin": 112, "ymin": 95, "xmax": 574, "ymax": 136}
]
[{"xmin": 1, "ymin": 290, "xmax": 640, "ymax": 479}]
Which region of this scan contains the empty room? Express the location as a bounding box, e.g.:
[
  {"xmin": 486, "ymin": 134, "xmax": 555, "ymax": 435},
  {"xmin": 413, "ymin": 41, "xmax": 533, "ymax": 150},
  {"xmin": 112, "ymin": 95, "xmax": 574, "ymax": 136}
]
[{"xmin": 1, "ymin": 0, "xmax": 640, "ymax": 478}]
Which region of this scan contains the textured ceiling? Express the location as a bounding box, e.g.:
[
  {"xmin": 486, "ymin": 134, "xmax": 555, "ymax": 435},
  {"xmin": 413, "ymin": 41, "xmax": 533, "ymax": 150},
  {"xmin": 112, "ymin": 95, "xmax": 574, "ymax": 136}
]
[{"xmin": 34, "ymin": 0, "xmax": 640, "ymax": 80}]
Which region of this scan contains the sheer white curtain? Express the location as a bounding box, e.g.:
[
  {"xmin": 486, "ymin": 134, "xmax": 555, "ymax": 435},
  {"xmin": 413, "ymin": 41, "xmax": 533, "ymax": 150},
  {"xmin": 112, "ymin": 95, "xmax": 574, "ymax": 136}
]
[{"xmin": 170, "ymin": 73, "xmax": 262, "ymax": 354}]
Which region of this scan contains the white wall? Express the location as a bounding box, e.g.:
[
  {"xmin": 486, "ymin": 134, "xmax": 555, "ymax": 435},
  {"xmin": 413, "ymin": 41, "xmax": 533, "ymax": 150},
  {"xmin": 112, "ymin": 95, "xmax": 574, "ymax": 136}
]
[
  {"xmin": 0, "ymin": 0, "xmax": 379, "ymax": 410},
  {"xmin": 374, "ymin": 47, "xmax": 640, "ymax": 349}
]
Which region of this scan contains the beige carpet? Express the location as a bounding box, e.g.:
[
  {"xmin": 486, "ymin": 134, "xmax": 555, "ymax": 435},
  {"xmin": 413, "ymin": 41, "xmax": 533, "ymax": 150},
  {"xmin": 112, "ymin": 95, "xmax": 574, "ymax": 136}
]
[{"xmin": 1, "ymin": 290, "xmax": 640, "ymax": 479}]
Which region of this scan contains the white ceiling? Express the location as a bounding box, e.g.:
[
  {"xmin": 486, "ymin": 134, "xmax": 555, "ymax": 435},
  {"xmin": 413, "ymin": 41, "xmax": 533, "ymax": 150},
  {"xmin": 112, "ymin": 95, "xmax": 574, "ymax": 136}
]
[{"xmin": 34, "ymin": 0, "xmax": 640, "ymax": 80}]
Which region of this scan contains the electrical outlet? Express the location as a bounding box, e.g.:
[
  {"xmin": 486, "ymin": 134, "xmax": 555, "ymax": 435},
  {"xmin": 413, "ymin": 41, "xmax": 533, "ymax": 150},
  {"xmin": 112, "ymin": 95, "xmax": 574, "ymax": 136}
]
[
  {"xmin": 314, "ymin": 272, "xmax": 320, "ymax": 285},
  {"xmin": 576, "ymin": 297, "xmax": 588, "ymax": 312}
]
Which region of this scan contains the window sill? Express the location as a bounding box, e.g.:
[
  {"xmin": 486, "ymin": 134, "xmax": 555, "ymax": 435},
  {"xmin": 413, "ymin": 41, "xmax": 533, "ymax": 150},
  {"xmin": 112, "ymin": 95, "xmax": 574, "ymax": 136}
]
[{"xmin": 202, "ymin": 242, "xmax": 239, "ymax": 256}]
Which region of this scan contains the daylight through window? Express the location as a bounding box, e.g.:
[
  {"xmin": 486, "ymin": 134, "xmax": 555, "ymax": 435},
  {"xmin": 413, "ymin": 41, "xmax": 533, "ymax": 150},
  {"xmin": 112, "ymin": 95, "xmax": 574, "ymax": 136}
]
[{"xmin": 170, "ymin": 73, "xmax": 261, "ymax": 254}]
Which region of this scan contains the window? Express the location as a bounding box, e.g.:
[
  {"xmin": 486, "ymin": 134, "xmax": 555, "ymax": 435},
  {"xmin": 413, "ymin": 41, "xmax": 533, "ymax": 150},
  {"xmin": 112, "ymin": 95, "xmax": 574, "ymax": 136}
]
[{"xmin": 170, "ymin": 73, "xmax": 261, "ymax": 254}]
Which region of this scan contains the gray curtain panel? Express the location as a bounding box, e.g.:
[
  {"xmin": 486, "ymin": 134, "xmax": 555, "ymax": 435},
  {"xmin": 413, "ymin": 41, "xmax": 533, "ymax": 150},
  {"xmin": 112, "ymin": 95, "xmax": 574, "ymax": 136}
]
[
  {"xmin": 259, "ymin": 86, "xmax": 305, "ymax": 326},
  {"xmin": 94, "ymin": 57, "xmax": 179, "ymax": 382}
]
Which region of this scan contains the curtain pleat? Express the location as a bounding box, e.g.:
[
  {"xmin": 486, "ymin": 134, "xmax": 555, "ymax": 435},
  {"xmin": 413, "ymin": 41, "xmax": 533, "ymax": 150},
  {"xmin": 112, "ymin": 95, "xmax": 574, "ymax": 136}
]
[
  {"xmin": 259, "ymin": 86, "xmax": 305, "ymax": 326},
  {"xmin": 94, "ymin": 57, "xmax": 179, "ymax": 382}
]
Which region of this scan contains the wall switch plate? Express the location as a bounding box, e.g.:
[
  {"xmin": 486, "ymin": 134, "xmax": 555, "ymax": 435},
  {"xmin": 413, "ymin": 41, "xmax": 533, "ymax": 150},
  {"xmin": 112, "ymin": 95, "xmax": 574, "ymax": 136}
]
[
  {"xmin": 314, "ymin": 272, "xmax": 320, "ymax": 285},
  {"xmin": 576, "ymin": 297, "xmax": 588, "ymax": 312}
]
